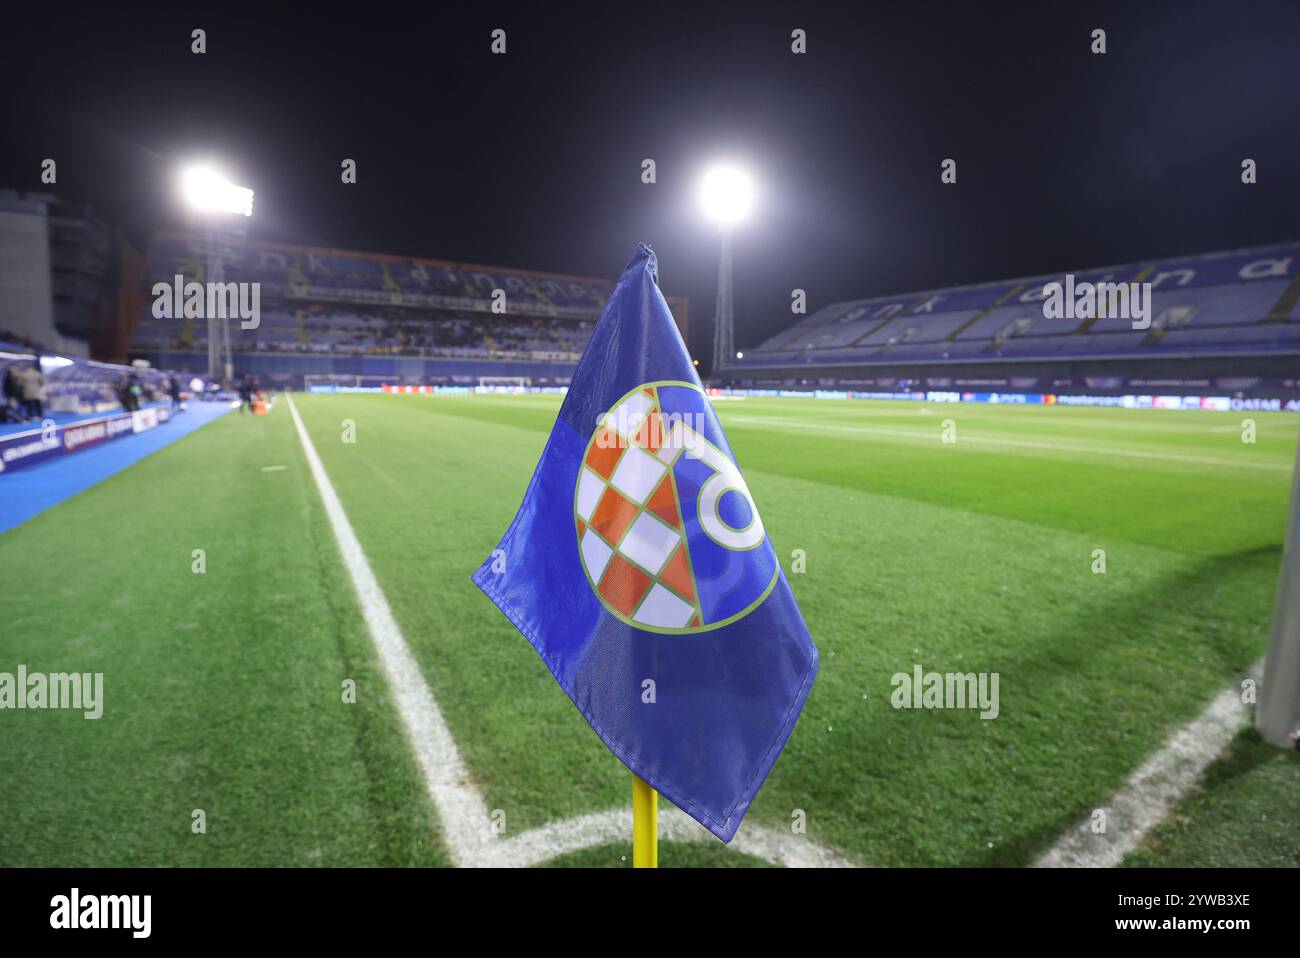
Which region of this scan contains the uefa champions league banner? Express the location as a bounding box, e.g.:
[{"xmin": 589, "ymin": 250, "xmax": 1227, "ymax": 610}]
[{"xmin": 0, "ymin": 405, "xmax": 171, "ymax": 475}]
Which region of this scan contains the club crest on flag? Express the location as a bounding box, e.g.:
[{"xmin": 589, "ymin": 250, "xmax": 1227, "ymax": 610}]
[{"xmin": 573, "ymin": 380, "xmax": 778, "ymax": 633}]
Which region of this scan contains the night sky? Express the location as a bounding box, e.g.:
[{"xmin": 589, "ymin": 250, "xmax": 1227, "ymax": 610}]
[{"xmin": 4, "ymin": 1, "xmax": 1299, "ymax": 361}]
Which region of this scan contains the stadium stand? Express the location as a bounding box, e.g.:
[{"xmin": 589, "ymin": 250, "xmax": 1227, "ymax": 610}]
[
  {"xmin": 127, "ymin": 232, "xmax": 687, "ymax": 388},
  {"xmin": 727, "ymin": 243, "xmax": 1300, "ymax": 399}
]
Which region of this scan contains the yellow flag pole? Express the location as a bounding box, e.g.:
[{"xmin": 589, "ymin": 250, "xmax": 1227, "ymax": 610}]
[{"xmin": 632, "ymin": 774, "xmax": 658, "ymax": 868}]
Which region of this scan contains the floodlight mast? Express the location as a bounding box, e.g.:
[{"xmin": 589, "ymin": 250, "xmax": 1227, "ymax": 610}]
[
  {"xmin": 207, "ymin": 241, "xmax": 222, "ymax": 385},
  {"xmin": 699, "ymin": 165, "xmax": 753, "ymax": 380},
  {"xmin": 179, "ymin": 166, "xmax": 253, "ymax": 384},
  {"xmin": 712, "ymin": 228, "xmax": 735, "ymax": 379}
]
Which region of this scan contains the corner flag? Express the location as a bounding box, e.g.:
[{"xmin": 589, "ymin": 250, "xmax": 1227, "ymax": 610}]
[{"xmin": 472, "ymin": 244, "xmax": 818, "ymax": 842}]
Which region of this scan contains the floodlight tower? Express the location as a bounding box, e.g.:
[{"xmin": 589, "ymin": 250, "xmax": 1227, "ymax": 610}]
[
  {"xmin": 698, "ymin": 164, "xmax": 754, "ymax": 380},
  {"xmin": 179, "ymin": 166, "xmax": 254, "ymax": 384}
]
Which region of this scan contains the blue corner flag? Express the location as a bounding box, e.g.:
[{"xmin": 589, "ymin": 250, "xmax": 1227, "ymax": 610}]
[{"xmin": 472, "ymin": 244, "xmax": 818, "ymax": 842}]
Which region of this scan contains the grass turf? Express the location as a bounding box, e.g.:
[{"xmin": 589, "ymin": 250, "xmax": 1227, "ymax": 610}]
[
  {"xmin": 1121, "ymin": 728, "xmax": 1300, "ymax": 867},
  {"xmin": 539, "ymin": 842, "xmax": 771, "ymax": 868},
  {"xmin": 3, "ymin": 392, "xmax": 1297, "ymax": 867},
  {"xmin": 0, "ymin": 402, "xmax": 446, "ymax": 866},
  {"xmin": 287, "ymin": 393, "xmax": 1298, "ymax": 867}
]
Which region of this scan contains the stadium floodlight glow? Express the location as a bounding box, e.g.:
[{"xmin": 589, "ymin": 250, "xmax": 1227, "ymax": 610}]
[
  {"xmin": 700, "ymin": 162, "xmax": 753, "ymax": 376},
  {"xmin": 179, "ymin": 166, "xmax": 254, "ymax": 217},
  {"xmin": 178, "ymin": 164, "xmax": 252, "ymax": 385},
  {"xmin": 698, "ymin": 164, "xmax": 754, "ymax": 227}
]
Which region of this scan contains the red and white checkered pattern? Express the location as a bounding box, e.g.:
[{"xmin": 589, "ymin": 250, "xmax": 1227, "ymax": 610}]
[{"xmin": 575, "ymin": 386, "xmax": 701, "ymax": 629}]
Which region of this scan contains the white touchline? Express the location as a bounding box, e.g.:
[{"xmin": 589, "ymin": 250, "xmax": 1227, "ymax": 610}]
[
  {"xmin": 1034, "ymin": 659, "xmax": 1262, "ymax": 868},
  {"xmin": 285, "ymin": 393, "xmax": 853, "ymax": 868},
  {"xmin": 286, "ymin": 392, "xmax": 491, "ymax": 866}
]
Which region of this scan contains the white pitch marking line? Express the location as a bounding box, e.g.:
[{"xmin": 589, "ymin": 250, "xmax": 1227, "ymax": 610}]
[
  {"xmin": 285, "ymin": 393, "xmax": 851, "ymax": 868},
  {"xmin": 1034, "ymin": 660, "xmax": 1262, "ymax": 868},
  {"xmin": 723, "ymin": 415, "xmax": 1292, "ymax": 472},
  {"xmin": 286, "ymin": 392, "xmax": 493, "ymax": 867},
  {"xmin": 479, "ymin": 806, "xmax": 855, "ymax": 868}
]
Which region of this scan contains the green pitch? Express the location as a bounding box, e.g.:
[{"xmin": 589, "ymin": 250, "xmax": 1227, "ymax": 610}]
[{"xmin": 1, "ymin": 393, "xmax": 1296, "ymax": 867}]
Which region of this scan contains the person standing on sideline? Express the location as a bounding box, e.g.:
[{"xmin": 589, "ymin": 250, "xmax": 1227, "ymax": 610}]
[
  {"xmin": 2, "ymin": 362, "xmax": 24, "ymax": 421},
  {"xmin": 122, "ymin": 371, "xmax": 141, "ymax": 412},
  {"xmin": 238, "ymin": 377, "xmax": 253, "ymax": 414},
  {"xmin": 20, "ymin": 360, "xmax": 45, "ymax": 419},
  {"xmin": 168, "ymin": 374, "xmax": 182, "ymax": 411},
  {"xmin": 115, "ymin": 373, "xmax": 134, "ymax": 412}
]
